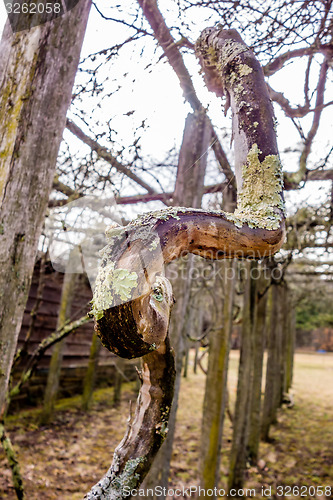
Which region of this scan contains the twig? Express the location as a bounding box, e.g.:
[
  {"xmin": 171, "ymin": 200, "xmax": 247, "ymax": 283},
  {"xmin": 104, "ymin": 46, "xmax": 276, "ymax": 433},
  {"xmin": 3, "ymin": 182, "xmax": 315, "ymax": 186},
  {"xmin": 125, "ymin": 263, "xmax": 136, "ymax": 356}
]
[
  {"xmin": 8, "ymin": 314, "xmax": 92, "ymax": 403},
  {"xmin": 0, "ymin": 421, "xmax": 24, "ymax": 500}
]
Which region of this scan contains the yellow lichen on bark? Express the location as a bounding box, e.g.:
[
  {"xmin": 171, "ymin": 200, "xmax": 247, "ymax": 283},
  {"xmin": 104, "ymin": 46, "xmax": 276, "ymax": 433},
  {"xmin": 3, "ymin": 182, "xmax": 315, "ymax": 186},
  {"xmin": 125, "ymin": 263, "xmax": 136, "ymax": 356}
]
[
  {"xmin": 92, "ymin": 263, "xmax": 139, "ymax": 317},
  {"xmin": 232, "ymin": 144, "xmax": 285, "ymax": 229}
]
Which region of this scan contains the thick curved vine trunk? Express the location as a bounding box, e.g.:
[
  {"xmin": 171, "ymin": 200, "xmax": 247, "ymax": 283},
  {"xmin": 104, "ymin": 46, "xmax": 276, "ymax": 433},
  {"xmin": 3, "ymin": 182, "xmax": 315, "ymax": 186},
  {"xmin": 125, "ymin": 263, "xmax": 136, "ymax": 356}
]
[
  {"xmin": 85, "ymin": 27, "xmax": 285, "ymax": 498},
  {"xmin": 84, "ymin": 343, "xmax": 175, "ymax": 499},
  {"xmin": 85, "ymin": 278, "xmax": 176, "ymax": 499}
]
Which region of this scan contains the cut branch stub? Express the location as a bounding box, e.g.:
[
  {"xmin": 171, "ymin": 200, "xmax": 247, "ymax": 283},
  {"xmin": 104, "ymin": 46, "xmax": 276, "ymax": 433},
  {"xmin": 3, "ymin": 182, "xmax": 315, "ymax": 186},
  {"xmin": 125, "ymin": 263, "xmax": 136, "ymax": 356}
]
[
  {"xmin": 87, "ymin": 26, "xmax": 286, "ymax": 499},
  {"xmin": 92, "ymin": 222, "xmax": 170, "ymax": 358},
  {"xmin": 94, "ymin": 275, "xmax": 173, "ymax": 358}
]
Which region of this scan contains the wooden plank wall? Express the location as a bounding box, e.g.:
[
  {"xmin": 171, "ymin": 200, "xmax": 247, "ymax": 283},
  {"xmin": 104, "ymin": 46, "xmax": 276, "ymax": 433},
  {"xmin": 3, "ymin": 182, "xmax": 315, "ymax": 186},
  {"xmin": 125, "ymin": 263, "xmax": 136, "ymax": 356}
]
[
  {"xmin": 10, "ymin": 257, "xmax": 138, "ymax": 409},
  {"xmin": 18, "ymin": 258, "xmax": 115, "ymax": 368}
]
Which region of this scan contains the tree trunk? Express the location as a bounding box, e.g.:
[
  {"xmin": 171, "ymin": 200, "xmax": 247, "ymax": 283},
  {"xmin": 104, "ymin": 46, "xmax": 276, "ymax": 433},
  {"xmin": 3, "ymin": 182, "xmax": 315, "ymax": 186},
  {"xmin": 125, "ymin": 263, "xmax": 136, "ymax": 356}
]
[
  {"xmin": 281, "ymin": 284, "xmax": 296, "ymax": 396},
  {"xmin": 193, "ymin": 302, "xmax": 204, "ymax": 374},
  {"xmin": 194, "ymin": 341, "xmax": 199, "ymax": 375},
  {"xmin": 261, "ymin": 283, "xmax": 281, "ymax": 441},
  {"xmin": 82, "ymin": 332, "xmax": 102, "ymax": 411},
  {"xmin": 199, "ymin": 177, "xmax": 236, "ymax": 496},
  {"xmin": 183, "ymin": 340, "xmax": 190, "ymax": 378},
  {"xmin": 247, "ymin": 262, "xmax": 269, "ymax": 463},
  {"xmin": 40, "ymin": 272, "xmax": 78, "ymax": 424},
  {"xmin": 13, "ymin": 254, "xmax": 47, "ymax": 368},
  {"xmin": 273, "ymin": 286, "xmax": 284, "ymax": 414},
  {"xmin": 85, "ymin": 282, "xmax": 176, "ymax": 499},
  {"xmin": 285, "ymin": 298, "xmax": 296, "ymax": 393},
  {"xmin": 141, "ymin": 111, "xmax": 210, "ymax": 497},
  {"xmin": 199, "ymin": 259, "xmax": 236, "ymax": 497},
  {"xmin": 280, "ymin": 283, "xmax": 288, "ymax": 398},
  {"xmin": 0, "ymin": 0, "xmax": 92, "ymax": 416},
  {"xmin": 173, "ymin": 111, "xmax": 209, "ymax": 207},
  {"xmin": 228, "ymin": 261, "xmax": 257, "ymax": 493}
]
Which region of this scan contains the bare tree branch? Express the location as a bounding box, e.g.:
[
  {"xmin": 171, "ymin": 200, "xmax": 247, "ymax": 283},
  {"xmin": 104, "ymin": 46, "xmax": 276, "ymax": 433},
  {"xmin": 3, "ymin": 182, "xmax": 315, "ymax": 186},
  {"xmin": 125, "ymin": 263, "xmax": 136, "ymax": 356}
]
[
  {"xmin": 66, "ymin": 119, "xmax": 156, "ymax": 194},
  {"xmin": 52, "ymin": 178, "xmax": 77, "ymax": 197},
  {"xmin": 51, "ymin": 168, "xmax": 333, "ymax": 210},
  {"xmin": 299, "ymin": 59, "xmax": 329, "ymax": 176},
  {"xmin": 137, "ymin": 0, "xmax": 236, "ymax": 191},
  {"xmin": 304, "ymin": 55, "xmax": 313, "ymax": 107},
  {"xmin": 306, "ymin": 169, "xmax": 333, "ymax": 182},
  {"xmin": 263, "ymin": 44, "xmax": 333, "ymax": 76},
  {"xmin": 8, "ymin": 314, "xmax": 92, "ymax": 402},
  {"xmin": 267, "ymin": 82, "xmax": 333, "ymax": 119},
  {"xmin": 116, "ymin": 182, "xmax": 228, "ymax": 205},
  {"xmin": 137, "ymin": 0, "xmax": 201, "ymax": 110}
]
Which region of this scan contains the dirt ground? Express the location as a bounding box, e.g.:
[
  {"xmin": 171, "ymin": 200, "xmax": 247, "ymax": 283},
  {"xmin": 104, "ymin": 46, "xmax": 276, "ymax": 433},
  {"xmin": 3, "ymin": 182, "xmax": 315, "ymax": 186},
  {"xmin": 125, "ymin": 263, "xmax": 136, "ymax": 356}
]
[{"xmin": 0, "ymin": 352, "xmax": 332, "ymax": 499}]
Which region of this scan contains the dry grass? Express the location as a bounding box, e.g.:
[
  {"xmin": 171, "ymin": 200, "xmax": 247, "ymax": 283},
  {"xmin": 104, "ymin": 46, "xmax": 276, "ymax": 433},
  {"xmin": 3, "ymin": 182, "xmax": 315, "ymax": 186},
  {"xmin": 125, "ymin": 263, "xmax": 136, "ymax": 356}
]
[
  {"xmin": 173, "ymin": 351, "xmax": 333, "ymax": 498},
  {"xmin": 0, "ymin": 351, "xmax": 332, "ymax": 499}
]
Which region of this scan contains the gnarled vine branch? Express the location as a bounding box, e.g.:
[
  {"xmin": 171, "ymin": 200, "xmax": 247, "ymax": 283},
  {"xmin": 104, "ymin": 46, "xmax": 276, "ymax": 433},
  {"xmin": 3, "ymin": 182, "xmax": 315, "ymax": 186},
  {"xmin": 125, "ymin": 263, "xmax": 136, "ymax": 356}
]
[{"xmin": 85, "ymin": 27, "xmax": 286, "ymax": 499}]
